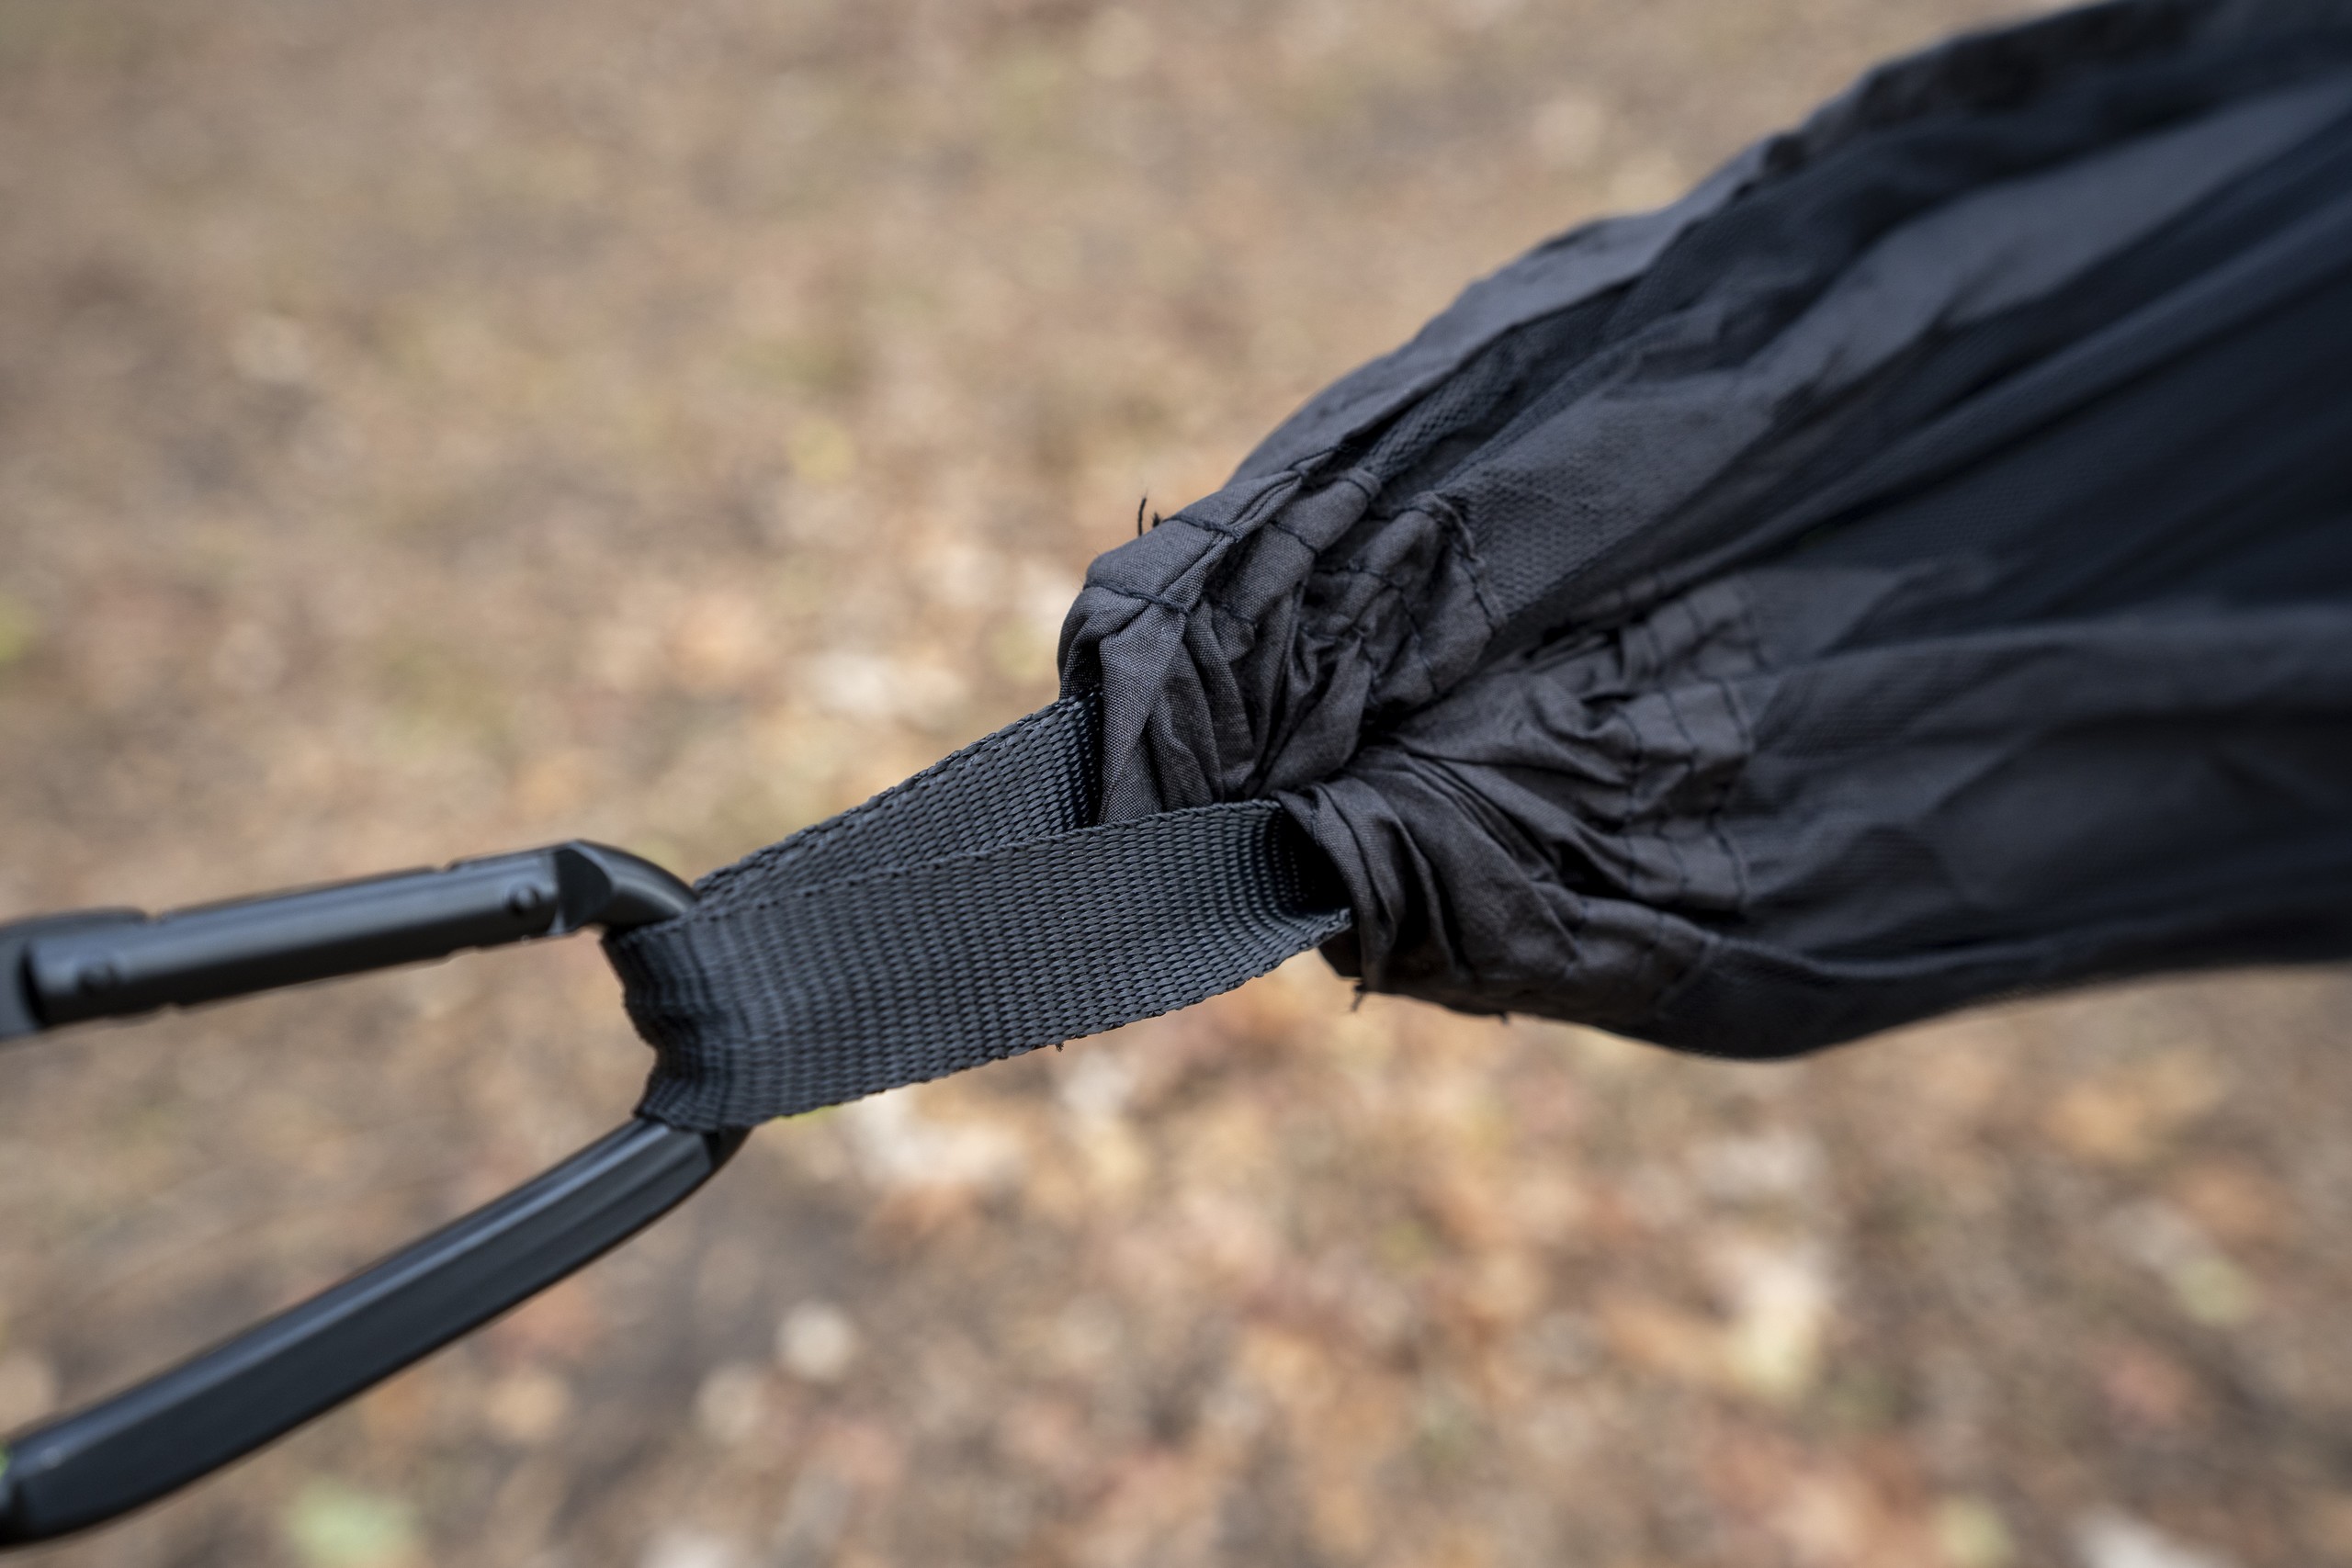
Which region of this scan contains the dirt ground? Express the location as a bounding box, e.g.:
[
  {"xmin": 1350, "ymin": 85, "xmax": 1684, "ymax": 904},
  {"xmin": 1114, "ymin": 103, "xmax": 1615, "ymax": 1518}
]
[{"xmin": 5, "ymin": 1, "xmax": 2352, "ymax": 1564}]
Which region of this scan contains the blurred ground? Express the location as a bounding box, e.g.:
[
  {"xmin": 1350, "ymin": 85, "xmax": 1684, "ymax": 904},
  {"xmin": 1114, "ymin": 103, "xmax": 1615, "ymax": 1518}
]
[{"xmin": 4, "ymin": 0, "xmax": 2352, "ymax": 1564}]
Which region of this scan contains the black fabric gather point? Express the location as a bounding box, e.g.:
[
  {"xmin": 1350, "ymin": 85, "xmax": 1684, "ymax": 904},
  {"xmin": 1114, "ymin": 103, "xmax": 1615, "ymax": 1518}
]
[{"xmin": 1060, "ymin": 0, "xmax": 2352, "ymax": 1056}]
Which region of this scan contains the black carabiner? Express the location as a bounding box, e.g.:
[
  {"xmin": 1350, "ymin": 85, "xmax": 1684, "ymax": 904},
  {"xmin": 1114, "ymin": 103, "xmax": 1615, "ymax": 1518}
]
[{"xmin": 0, "ymin": 841, "xmax": 742, "ymax": 1546}]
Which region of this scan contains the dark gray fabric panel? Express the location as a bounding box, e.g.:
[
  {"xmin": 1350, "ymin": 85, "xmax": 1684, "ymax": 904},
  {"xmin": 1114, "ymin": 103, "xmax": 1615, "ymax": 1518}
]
[{"xmin": 1060, "ymin": 0, "xmax": 2352, "ymax": 1055}]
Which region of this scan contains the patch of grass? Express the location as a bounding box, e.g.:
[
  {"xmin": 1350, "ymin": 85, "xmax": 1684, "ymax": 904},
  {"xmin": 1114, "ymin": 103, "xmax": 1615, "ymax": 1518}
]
[
  {"xmin": 283, "ymin": 1479, "xmax": 419, "ymax": 1568},
  {"xmin": 0, "ymin": 592, "xmax": 38, "ymax": 671}
]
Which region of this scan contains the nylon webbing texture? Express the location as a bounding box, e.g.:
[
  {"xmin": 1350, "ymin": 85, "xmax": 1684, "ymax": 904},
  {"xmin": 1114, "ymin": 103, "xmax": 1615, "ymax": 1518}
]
[{"xmin": 605, "ymin": 694, "xmax": 1353, "ymax": 1130}]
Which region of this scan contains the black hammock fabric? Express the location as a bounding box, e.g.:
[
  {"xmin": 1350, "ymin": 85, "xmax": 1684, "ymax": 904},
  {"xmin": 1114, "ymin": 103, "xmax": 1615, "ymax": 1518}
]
[{"xmin": 616, "ymin": 0, "xmax": 2352, "ymax": 1132}]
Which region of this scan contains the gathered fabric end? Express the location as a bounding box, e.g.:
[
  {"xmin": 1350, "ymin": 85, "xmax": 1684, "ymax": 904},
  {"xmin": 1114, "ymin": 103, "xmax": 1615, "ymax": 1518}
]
[{"xmin": 1059, "ymin": 0, "xmax": 2352, "ymax": 1055}]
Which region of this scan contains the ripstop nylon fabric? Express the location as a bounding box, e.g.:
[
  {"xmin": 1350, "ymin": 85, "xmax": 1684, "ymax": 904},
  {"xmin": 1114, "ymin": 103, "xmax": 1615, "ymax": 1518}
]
[
  {"xmin": 1059, "ymin": 0, "xmax": 2352, "ymax": 1056},
  {"xmin": 615, "ymin": 0, "xmax": 2352, "ymax": 1130}
]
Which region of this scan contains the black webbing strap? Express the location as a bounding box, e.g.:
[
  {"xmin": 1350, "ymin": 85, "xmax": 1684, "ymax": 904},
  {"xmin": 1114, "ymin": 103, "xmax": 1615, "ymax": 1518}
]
[{"xmin": 605, "ymin": 694, "xmax": 1352, "ymax": 1130}]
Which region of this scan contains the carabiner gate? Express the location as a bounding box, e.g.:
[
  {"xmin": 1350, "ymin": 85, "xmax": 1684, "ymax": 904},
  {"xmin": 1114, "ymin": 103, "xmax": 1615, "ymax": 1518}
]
[{"xmin": 0, "ymin": 841, "xmax": 741, "ymax": 1546}]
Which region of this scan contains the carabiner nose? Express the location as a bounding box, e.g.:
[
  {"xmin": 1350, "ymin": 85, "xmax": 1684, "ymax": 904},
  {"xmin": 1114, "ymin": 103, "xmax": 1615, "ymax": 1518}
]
[{"xmin": 0, "ymin": 841, "xmax": 743, "ymax": 1547}]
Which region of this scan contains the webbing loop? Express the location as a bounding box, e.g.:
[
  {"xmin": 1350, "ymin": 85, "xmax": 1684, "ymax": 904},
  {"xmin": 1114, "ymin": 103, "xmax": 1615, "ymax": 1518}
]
[{"xmin": 610, "ymin": 694, "xmax": 1353, "ymax": 1130}]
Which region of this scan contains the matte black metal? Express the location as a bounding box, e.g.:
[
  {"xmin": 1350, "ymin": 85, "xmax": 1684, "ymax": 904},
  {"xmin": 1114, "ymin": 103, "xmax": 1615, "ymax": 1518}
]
[
  {"xmin": 0, "ymin": 1120, "xmax": 745, "ymax": 1544},
  {"xmin": 0, "ymin": 910, "xmax": 140, "ymax": 1042},
  {"xmin": 6, "ymin": 840, "xmax": 692, "ymax": 1037},
  {"xmin": 0, "ymin": 841, "xmax": 725, "ymax": 1547}
]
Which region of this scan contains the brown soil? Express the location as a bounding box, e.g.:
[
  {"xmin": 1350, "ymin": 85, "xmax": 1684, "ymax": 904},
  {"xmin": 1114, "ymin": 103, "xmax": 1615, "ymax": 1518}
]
[{"xmin": 4, "ymin": 2, "xmax": 2349, "ymax": 1564}]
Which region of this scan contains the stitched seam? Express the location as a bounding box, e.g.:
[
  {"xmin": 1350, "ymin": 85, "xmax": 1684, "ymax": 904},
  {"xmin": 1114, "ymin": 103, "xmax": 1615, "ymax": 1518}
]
[
  {"xmin": 1421, "ymin": 492, "xmax": 1507, "ymax": 635},
  {"xmin": 1176, "ymin": 515, "xmax": 1248, "ymax": 541},
  {"xmin": 1311, "ymin": 563, "xmax": 1444, "ymax": 696},
  {"xmin": 1656, "ymin": 678, "xmax": 1714, "ymax": 920},
  {"xmin": 1611, "ymin": 689, "xmax": 1685, "ymax": 1000},
  {"xmin": 1091, "ymin": 583, "xmax": 1194, "ymax": 615},
  {"xmin": 1712, "ymin": 584, "xmax": 1769, "ymax": 912}
]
